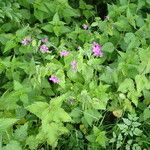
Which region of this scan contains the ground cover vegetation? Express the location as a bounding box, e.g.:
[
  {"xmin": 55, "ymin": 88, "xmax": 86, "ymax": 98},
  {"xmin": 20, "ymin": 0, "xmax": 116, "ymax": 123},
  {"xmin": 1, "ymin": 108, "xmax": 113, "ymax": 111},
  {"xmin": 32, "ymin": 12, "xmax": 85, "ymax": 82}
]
[{"xmin": 0, "ymin": 0, "xmax": 150, "ymax": 149}]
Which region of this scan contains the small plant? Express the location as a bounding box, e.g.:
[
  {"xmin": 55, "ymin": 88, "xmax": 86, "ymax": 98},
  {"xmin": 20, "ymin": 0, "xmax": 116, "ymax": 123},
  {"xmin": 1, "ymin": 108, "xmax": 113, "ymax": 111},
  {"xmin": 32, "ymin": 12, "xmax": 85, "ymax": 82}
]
[{"xmin": 110, "ymin": 114, "xmax": 146, "ymax": 150}]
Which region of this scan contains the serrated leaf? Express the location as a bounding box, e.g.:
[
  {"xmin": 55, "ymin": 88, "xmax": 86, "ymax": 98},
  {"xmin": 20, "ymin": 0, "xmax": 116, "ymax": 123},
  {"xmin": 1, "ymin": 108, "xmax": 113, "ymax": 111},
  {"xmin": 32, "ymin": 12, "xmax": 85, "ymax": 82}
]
[
  {"xmin": 133, "ymin": 128, "xmax": 142, "ymax": 136},
  {"xmin": 0, "ymin": 118, "xmax": 18, "ymax": 133},
  {"xmin": 3, "ymin": 140, "xmax": 22, "ymax": 150},
  {"xmin": 14, "ymin": 80, "xmax": 23, "ymax": 91},
  {"xmin": 39, "ymin": 122, "xmax": 68, "ymax": 148},
  {"xmin": 52, "ymin": 108, "xmax": 72, "ymax": 122},
  {"xmin": 123, "ymin": 118, "xmax": 131, "ymax": 126},
  {"xmin": 14, "ymin": 123, "xmax": 28, "ymax": 141},
  {"xmin": 26, "ymin": 102, "xmax": 49, "ymax": 119},
  {"xmin": 26, "ymin": 135, "xmax": 38, "ymax": 150},
  {"xmin": 118, "ymin": 78, "xmax": 135, "ymax": 93}
]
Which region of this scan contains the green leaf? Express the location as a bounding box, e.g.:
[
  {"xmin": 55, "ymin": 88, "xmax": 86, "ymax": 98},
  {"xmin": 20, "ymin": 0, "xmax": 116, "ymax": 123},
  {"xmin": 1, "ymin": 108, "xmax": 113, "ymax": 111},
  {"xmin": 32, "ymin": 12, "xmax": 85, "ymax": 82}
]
[
  {"xmin": 93, "ymin": 126, "xmax": 107, "ymax": 148},
  {"xmin": 123, "ymin": 118, "xmax": 131, "ymax": 126},
  {"xmin": 26, "ymin": 102, "xmax": 49, "ymax": 119},
  {"xmin": 3, "ymin": 140, "xmax": 22, "ymax": 150},
  {"xmin": 53, "ymin": 26, "xmax": 61, "ymax": 36},
  {"xmin": 135, "ymin": 75, "xmax": 150, "ymax": 93},
  {"xmin": 4, "ymin": 40, "xmax": 17, "ymax": 53},
  {"xmin": 81, "ymin": 64, "xmax": 93, "ymax": 83},
  {"xmin": 133, "ymin": 128, "xmax": 142, "ymax": 136},
  {"xmin": 118, "ymin": 78, "xmax": 135, "ymax": 93},
  {"xmin": 126, "ymin": 8, "xmax": 136, "ymax": 28},
  {"xmin": 143, "ymin": 109, "xmax": 150, "ymax": 121},
  {"xmin": 14, "ymin": 80, "xmax": 23, "ymax": 91},
  {"xmin": 51, "ymin": 108, "xmax": 72, "ymax": 123},
  {"xmin": 124, "ymin": 33, "xmax": 135, "ymax": 44},
  {"xmin": 96, "ymin": 131, "xmax": 107, "ymax": 148},
  {"xmin": 42, "ymin": 24, "xmax": 53, "ymax": 33},
  {"xmin": 38, "ymin": 122, "xmax": 68, "ymax": 148},
  {"xmin": 92, "ymin": 98, "xmax": 107, "ymax": 110},
  {"xmin": 53, "ymin": 13, "xmax": 60, "ymax": 23},
  {"xmin": 50, "ymin": 93, "xmax": 69, "ymax": 108},
  {"xmin": 91, "ymin": 22, "xmax": 98, "ymax": 27},
  {"xmin": 83, "ymin": 109, "xmax": 98, "ymax": 126},
  {"xmin": 100, "ymin": 67, "xmax": 114, "ymax": 84},
  {"xmin": 26, "ymin": 135, "xmax": 38, "ymax": 150},
  {"xmin": 0, "ymin": 118, "xmax": 18, "ymax": 133},
  {"xmin": 14, "ymin": 123, "xmax": 28, "ymax": 142},
  {"xmin": 16, "ymin": 26, "xmax": 29, "ymax": 38},
  {"xmin": 114, "ymin": 16, "xmax": 131, "ymax": 31},
  {"xmin": 102, "ymin": 42, "xmax": 114, "ymax": 53}
]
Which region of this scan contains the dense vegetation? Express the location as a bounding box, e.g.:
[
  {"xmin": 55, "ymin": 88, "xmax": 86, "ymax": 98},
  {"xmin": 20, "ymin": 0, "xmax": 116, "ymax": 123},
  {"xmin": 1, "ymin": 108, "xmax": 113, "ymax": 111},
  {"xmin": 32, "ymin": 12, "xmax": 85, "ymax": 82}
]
[{"xmin": 0, "ymin": 0, "xmax": 150, "ymax": 149}]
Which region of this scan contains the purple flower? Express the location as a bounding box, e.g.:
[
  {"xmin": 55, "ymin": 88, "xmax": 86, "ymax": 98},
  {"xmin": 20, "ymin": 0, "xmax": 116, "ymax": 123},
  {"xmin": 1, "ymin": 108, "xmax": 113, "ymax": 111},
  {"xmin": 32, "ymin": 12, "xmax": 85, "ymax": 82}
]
[
  {"xmin": 40, "ymin": 44, "xmax": 49, "ymax": 53},
  {"xmin": 71, "ymin": 60, "xmax": 77, "ymax": 71},
  {"xmin": 92, "ymin": 42, "xmax": 103, "ymax": 57},
  {"xmin": 21, "ymin": 37, "xmax": 31, "ymax": 45},
  {"xmin": 49, "ymin": 75, "xmax": 60, "ymax": 83},
  {"xmin": 41, "ymin": 38, "xmax": 48, "ymax": 43},
  {"xmin": 82, "ymin": 24, "xmax": 89, "ymax": 30},
  {"xmin": 60, "ymin": 50, "xmax": 70, "ymax": 57}
]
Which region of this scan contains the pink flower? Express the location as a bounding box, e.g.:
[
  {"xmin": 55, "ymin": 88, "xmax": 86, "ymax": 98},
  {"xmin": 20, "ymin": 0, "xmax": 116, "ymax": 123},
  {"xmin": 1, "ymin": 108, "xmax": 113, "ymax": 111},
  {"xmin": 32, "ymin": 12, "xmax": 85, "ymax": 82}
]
[
  {"xmin": 82, "ymin": 24, "xmax": 89, "ymax": 30},
  {"xmin": 41, "ymin": 38, "xmax": 48, "ymax": 43},
  {"xmin": 40, "ymin": 44, "xmax": 49, "ymax": 53},
  {"xmin": 60, "ymin": 50, "xmax": 70, "ymax": 57},
  {"xmin": 92, "ymin": 42, "xmax": 103, "ymax": 57},
  {"xmin": 71, "ymin": 60, "xmax": 77, "ymax": 71},
  {"xmin": 49, "ymin": 75, "xmax": 60, "ymax": 83},
  {"xmin": 21, "ymin": 37, "xmax": 31, "ymax": 45}
]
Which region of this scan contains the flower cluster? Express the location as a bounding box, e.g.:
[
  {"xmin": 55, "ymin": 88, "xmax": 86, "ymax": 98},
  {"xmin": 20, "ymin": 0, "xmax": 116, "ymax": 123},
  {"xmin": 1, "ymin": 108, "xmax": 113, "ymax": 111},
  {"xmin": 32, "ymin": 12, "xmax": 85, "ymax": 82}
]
[
  {"xmin": 40, "ymin": 44, "xmax": 49, "ymax": 53},
  {"xmin": 49, "ymin": 75, "xmax": 60, "ymax": 83},
  {"xmin": 92, "ymin": 42, "xmax": 103, "ymax": 57},
  {"xmin": 39, "ymin": 38, "xmax": 49, "ymax": 53},
  {"xmin": 21, "ymin": 37, "xmax": 103, "ymax": 85},
  {"xmin": 60, "ymin": 50, "xmax": 70, "ymax": 57},
  {"xmin": 21, "ymin": 37, "xmax": 32, "ymax": 45}
]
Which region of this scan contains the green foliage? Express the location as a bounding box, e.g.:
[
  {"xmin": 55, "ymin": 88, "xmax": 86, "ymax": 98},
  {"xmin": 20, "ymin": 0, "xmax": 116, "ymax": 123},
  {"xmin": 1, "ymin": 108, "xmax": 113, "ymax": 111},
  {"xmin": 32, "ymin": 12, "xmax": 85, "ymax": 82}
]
[{"xmin": 0, "ymin": 0, "xmax": 150, "ymax": 149}]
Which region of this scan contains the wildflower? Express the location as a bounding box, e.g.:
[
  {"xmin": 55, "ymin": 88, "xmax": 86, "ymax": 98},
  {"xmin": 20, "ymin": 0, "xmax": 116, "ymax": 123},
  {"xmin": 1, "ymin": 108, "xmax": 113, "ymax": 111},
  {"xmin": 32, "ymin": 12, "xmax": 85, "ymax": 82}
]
[
  {"xmin": 41, "ymin": 38, "xmax": 48, "ymax": 43},
  {"xmin": 40, "ymin": 44, "xmax": 49, "ymax": 53},
  {"xmin": 71, "ymin": 60, "xmax": 77, "ymax": 71},
  {"xmin": 60, "ymin": 50, "xmax": 70, "ymax": 57},
  {"xmin": 49, "ymin": 75, "xmax": 60, "ymax": 83},
  {"xmin": 21, "ymin": 37, "xmax": 31, "ymax": 45},
  {"xmin": 92, "ymin": 42, "xmax": 103, "ymax": 57},
  {"xmin": 82, "ymin": 24, "xmax": 89, "ymax": 30}
]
